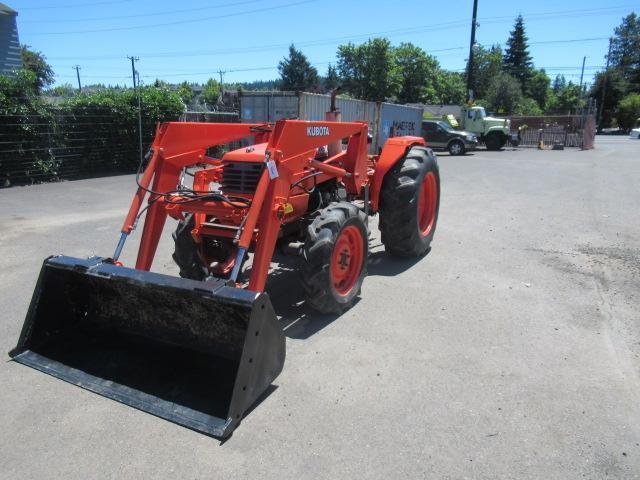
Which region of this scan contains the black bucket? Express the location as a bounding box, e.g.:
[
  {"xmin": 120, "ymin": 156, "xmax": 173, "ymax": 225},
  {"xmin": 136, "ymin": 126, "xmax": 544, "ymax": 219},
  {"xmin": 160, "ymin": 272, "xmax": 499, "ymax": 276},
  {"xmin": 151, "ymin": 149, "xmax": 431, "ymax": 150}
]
[{"xmin": 10, "ymin": 256, "xmax": 285, "ymax": 438}]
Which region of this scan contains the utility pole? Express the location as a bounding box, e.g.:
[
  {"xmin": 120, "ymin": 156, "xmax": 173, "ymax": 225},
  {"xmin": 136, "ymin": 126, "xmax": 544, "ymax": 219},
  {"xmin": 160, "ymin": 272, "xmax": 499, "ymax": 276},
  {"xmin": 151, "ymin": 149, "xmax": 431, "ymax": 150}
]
[
  {"xmin": 73, "ymin": 65, "xmax": 82, "ymax": 93},
  {"xmin": 578, "ymin": 56, "xmax": 586, "ymax": 96},
  {"xmin": 597, "ymin": 38, "xmax": 612, "ymax": 131},
  {"xmin": 466, "ymin": 0, "xmax": 479, "ymax": 102},
  {"xmin": 217, "ymin": 69, "xmax": 226, "ymax": 104},
  {"xmin": 127, "ymin": 56, "xmax": 143, "ymax": 164}
]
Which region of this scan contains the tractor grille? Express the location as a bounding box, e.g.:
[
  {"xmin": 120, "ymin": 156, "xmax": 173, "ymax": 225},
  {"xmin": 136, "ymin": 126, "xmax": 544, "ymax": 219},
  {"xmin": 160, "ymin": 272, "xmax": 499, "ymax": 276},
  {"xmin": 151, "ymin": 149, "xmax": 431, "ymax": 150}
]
[{"xmin": 220, "ymin": 162, "xmax": 264, "ymax": 194}]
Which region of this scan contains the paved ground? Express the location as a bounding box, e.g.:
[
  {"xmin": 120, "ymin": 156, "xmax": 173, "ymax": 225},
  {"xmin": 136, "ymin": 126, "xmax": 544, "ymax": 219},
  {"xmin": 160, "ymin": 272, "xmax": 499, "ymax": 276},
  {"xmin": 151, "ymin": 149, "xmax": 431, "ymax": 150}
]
[{"xmin": 1, "ymin": 137, "xmax": 639, "ymax": 479}]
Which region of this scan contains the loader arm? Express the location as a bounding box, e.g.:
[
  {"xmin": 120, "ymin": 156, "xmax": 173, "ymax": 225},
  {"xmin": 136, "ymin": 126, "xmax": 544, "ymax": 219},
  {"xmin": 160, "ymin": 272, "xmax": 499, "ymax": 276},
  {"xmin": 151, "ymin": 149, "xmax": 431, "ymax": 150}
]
[{"xmin": 117, "ymin": 122, "xmax": 271, "ymax": 270}]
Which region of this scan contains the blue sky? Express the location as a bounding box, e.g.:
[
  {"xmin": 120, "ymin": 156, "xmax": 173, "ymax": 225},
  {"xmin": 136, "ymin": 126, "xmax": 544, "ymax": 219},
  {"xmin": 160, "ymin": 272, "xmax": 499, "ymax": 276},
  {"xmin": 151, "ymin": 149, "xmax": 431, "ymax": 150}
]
[{"xmin": 9, "ymin": 0, "xmax": 640, "ymax": 88}]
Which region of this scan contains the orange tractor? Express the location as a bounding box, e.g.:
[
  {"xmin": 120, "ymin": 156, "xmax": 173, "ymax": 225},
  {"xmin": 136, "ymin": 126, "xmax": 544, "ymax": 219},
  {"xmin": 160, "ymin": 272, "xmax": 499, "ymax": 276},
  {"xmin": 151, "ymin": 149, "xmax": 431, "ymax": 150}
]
[{"xmin": 11, "ymin": 116, "xmax": 440, "ymax": 438}]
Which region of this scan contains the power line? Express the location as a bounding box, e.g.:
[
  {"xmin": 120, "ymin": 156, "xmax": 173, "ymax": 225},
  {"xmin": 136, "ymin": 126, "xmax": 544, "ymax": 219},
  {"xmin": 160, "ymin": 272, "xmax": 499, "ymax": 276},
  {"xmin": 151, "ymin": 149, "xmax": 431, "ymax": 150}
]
[
  {"xmin": 18, "ymin": 0, "xmax": 134, "ymax": 9},
  {"xmin": 26, "ymin": 0, "xmax": 319, "ymax": 35},
  {"xmin": 20, "ymin": 0, "xmax": 267, "ymax": 23},
  {"xmin": 25, "ymin": 2, "xmax": 637, "ymax": 36},
  {"xmin": 53, "ymin": 61, "xmax": 607, "ymax": 81},
  {"xmin": 45, "ymin": 33, "xmax": 610, "ymax": 63}
]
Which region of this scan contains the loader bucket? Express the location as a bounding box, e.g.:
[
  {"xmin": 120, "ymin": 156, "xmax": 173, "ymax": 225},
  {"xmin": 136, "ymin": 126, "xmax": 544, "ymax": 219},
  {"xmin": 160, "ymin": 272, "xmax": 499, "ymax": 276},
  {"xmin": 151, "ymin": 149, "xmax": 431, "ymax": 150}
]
[{"xmin": 10, "ymin": 256, "xmax": 285, "ymax": 438}]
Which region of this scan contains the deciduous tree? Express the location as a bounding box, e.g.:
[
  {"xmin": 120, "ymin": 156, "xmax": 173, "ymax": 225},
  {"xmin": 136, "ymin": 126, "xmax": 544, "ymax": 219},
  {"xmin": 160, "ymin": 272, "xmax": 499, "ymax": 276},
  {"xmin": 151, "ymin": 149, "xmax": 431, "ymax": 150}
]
[
  {"xmin": 485, "ymin": 72, "xmax": 522, "ymax": 115},
  {"xmin": 20, "ymin": 45, "xmax": 54, "ymax": 93},
  {"xmin": 394, "ymin": 42, "xmax": 439, "ymax": 104},
  {"xmin": 337, "ymin": 38, "xmax": 398, "ymax": 101},
  {"xmin": 616, "ymin": 92, "xmax": 640, "ymax": 130},
  {"xmin": 469, "ymin": 44, "xmax": 503, "ymax": 100}
]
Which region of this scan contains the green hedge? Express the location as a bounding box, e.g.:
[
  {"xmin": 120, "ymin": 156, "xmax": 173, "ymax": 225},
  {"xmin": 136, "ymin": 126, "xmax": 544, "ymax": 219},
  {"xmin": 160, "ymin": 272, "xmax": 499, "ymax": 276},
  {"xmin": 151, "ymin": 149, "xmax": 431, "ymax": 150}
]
[{"xmin": 0, "ymin": 72, "xmax": 185, "ymax": 186}]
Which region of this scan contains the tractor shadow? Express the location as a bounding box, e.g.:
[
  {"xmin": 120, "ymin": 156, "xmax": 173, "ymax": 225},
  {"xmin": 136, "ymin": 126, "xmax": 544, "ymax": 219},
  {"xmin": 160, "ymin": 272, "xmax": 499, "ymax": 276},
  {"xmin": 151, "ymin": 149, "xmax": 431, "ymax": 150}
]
[{"xmin": 256, "ymin": 245, "xmax": 430, "ymax": 340}]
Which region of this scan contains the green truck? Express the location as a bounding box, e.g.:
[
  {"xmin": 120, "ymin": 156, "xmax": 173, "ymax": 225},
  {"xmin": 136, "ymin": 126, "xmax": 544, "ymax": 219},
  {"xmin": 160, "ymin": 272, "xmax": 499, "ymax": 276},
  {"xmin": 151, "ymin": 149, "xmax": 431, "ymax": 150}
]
[{"xmin": 456, "ymin": 105, "xmax": 511, "ymax": 151}]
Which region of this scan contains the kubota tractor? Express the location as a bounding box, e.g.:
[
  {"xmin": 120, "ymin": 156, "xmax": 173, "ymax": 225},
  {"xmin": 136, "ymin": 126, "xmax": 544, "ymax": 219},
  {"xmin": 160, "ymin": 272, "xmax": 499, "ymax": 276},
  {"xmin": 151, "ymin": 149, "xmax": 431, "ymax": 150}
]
[{"xmin": 10, "ymin": 116, "xmax": 440, "ymax": 438}]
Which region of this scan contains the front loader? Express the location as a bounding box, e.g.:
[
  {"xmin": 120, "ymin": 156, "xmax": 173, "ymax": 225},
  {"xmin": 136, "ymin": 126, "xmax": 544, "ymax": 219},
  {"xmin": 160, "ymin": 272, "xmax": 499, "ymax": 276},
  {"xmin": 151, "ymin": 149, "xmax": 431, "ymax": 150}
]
[{"xmin": 10, "ymin": 116, "xmax": 440, "ymax": 438}]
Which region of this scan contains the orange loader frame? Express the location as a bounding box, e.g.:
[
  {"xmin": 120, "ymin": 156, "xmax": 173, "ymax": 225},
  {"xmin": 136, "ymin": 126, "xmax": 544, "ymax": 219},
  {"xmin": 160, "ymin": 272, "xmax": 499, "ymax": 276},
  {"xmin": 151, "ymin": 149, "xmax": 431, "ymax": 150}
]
[{"xmin": 115, "ymin": 120, "xmax": 425, "ymax": 293}]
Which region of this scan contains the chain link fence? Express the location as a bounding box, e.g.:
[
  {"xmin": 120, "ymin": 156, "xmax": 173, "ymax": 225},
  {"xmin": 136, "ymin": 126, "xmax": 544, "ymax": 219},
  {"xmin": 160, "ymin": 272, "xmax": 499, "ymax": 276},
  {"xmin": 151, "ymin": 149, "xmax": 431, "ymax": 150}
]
[
  {"xmin": 508, "ymin": 104, "xmax": 597, "ymax": 149},
  {"xmin": 0, "ymin": 109, "xmax": 241, "ymax": 187}
]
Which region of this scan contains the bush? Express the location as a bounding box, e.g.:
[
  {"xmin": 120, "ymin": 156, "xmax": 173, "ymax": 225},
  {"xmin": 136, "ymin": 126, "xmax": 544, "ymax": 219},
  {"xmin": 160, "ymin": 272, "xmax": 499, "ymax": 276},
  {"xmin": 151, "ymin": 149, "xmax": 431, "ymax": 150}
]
[
  {"xmin": 0, "ymin": 79, "xmax": 185, "ymax": 185},
  {"xmin": 515, "ymin": 97, "xmax": 543, "ymax": 115},
  {"xmin": 616, "ymin": 93, "xmax": 640, "ymax": 131},
  {"xmin": 60, "ymin": 86, "xmax": 185, "ymax": 172},
  {"xmin": 0, "ymin": 70, "xmax": 57, "ymax": 185}
]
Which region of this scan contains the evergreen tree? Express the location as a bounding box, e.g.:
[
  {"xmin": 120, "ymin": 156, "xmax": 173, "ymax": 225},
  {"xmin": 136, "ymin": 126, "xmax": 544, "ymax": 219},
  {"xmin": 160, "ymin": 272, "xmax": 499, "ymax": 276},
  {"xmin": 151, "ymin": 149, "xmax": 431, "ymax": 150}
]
[
  {"xmin": 503, "ymin": 15, "xmax": 533, "ymax": 91},
  {"xmin": 278, "ymin": 44, "xmax": 319, "ymax": 91},
  {"xmin": 324, "ymin": 64, "xmax": 340, "ymax": 91},
  {"xmin": 552, "ymin": 74, "xmax": 567, "ymax": 93}
]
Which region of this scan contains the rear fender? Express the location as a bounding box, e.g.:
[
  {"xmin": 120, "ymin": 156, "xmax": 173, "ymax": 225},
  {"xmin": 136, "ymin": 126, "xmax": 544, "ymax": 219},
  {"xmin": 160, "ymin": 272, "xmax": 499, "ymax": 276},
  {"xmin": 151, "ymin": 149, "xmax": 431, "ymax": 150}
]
[{"xmin": 370, "ymin": 136, "xmax": 425, "ymax": 212}]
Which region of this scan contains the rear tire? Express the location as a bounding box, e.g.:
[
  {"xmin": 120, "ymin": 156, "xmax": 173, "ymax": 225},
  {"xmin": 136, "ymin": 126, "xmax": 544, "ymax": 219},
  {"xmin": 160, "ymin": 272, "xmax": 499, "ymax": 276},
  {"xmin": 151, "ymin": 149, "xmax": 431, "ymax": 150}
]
[
  {"xmin": 300, "ymin": 202, "xmax": 368, "ymax": 314},
  {"xmin": 379, "ymin": 146, "xmax": 440, "ymax": 257},
  {"xmin": 448, "ymin": 139, "xmax": 465, "ymax": 156}
]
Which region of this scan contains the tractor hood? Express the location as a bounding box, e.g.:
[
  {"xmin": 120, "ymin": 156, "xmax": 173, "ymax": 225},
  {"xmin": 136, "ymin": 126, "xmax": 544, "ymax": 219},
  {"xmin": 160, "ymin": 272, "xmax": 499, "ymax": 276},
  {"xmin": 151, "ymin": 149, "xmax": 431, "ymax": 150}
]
[{"xmin": 222, "ymin": 143, "xmax": 268, "ymax": 163}]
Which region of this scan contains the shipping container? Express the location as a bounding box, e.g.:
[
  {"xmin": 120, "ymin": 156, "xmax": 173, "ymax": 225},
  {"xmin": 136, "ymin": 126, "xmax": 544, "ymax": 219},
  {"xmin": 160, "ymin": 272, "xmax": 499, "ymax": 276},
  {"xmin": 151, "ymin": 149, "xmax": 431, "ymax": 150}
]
[
  {"xmin": 377, "ymin": 103, "xmax": 423, "ymax": 150},
  {"xmin": 240, "ymin": 92, "xmax": 298, "ymax": 123},
  {"xmin": 239, "ymin": 91, "xmax": 423, "ymax": 152}
]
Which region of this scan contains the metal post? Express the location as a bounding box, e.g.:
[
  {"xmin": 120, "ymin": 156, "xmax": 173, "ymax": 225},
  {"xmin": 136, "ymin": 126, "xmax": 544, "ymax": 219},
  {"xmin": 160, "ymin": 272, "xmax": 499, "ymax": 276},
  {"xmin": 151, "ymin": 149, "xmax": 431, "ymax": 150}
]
[
  {"xmin": 597, "ymin": 39, "xmax": 612, "ymax": 131},
  {"xmin": 73, "ymin": 65, "xmax": 82, "ymax": 93},
  {"xmin": 466, "ymin": 0, "xmax": 479, "ymax": 102}
]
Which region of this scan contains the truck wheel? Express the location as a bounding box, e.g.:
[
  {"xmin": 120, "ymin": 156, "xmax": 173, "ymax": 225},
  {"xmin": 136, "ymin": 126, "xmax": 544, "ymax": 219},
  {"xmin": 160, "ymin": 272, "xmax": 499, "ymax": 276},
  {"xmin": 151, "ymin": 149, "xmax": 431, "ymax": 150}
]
[
  {"xmin": 379, "ymin": 146, "xmax": 440, "ymax": 257},
  {"xmin": 448, "ymin": 139, "xmax": 465, "ymax": 156},
  {"xmin": 172, "ymin": 214, "xmax": 208, "ymax": 280},
  {"xmin": 300, "ymin": 202, "xmax": 368, "ymax": 314},
  {"xmin": 485, "ymin": 132, "xmax": 505, "ymax": 151}
]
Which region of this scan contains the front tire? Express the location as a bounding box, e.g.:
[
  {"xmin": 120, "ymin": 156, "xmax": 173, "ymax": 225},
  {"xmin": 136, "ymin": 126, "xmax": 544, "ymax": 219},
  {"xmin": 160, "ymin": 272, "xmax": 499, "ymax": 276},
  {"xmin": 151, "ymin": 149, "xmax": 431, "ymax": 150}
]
[
  {"xmin": 172, "ymin": 214, "xmax": 208, "ymax": 280},
  {"xmin": 172, "ymin": 214, "xmax": 240, "ymax": 280},
  {"xmin": 485, "ymin": 132, "xmax": 505, "ymax": 150},
  {"xmin": 448, "ymin": 139, "xmax": 466, "ymax": 156},
  {"xmin": 300, "ymin": 202, "xmax": 368, "ymax": 314},
  {"xmin": 379, "ymin": 146, "xmax": 440, "ymax": 257}
]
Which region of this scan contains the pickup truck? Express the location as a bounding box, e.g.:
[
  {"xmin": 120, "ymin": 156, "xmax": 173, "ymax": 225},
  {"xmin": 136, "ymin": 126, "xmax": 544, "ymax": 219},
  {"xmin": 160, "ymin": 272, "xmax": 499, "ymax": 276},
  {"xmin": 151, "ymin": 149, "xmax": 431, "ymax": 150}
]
[{"xmin": 421, "ymin": 120, "xmax": 478, "ymax": 155}]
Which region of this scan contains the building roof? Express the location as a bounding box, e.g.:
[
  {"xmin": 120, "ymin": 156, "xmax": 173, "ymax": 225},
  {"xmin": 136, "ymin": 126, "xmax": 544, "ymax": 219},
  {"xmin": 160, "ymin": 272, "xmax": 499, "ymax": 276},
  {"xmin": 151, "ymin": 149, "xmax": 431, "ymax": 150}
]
[{"xmin": 0, "ymin": 3, "xmax": 17, "ymax": 15}]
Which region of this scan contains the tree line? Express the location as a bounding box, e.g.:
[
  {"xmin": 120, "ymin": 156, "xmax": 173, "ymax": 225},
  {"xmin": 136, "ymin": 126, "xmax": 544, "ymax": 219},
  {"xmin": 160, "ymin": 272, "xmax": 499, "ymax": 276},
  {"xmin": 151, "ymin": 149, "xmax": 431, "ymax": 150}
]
[
  {"xmin": 277, "ymin": 12, "xmax": 640, "ymax": 126},
  {"xmin": 589, "ymin": 13, "xmax": 640, "ymax": 130}
]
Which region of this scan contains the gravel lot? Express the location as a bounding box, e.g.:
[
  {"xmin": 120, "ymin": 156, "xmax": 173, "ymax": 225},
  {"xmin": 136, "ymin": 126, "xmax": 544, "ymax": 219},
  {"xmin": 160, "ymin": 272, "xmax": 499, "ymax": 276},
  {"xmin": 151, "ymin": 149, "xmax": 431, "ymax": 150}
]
[{"xmin": 1, "ymin": 136, "xmax": 639, "ymax": 479}]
